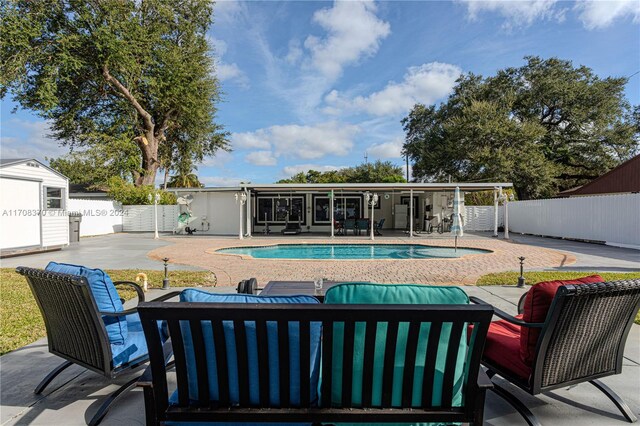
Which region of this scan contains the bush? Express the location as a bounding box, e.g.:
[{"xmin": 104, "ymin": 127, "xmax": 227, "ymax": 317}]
[{"xmin": 107, "ymin": 176, "xmax": 177, "ymax": 205}]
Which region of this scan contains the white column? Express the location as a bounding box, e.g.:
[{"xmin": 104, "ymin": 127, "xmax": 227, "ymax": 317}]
[
  {"xmin": 238, "ymin": 195, "xmax": 243, "ymax": 240},
  {"xmin": 370, "ymin": 195, "xmax": 375, "ymax": 241},
  {"xmin": 330, "ymin": 190, "xmax": 334, "ymax": 238},
  {"xmin": 245, "ymin": 190, "xmax": 252, "ymax": 238},
  {"xmin": 493, "ymin": 188, "xmax": 499, "ymax": 237},
  {"xmin": 409, "ymin": 188, "xmax": 414, "ymax": 239},
  {"xmin": 153, "ymin": 197, "xmax": 159, "ymax": 239},
  {"xmin": 504, "ymin": 193, "xmax": 510, "ymax": 240}
]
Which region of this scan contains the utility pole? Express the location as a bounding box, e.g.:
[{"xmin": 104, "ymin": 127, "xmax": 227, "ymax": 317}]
[
  {"xmin": 364, "ymin": 152, "xmax": 368, "ymax": 164},
  {"xmin": 405, "ymin": 154, "xmax": 409, "ymax": 182}
]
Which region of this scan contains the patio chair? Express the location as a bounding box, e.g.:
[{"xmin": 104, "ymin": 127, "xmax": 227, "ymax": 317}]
[
  {"xmin": 470, "ymin": 277, "xmax": 640, "ymax": 425},
  {"xmin": 16, "ymin": 264, "xmax": 179, "ymax": 426},
  {"xmin": 374, "ymin": 218, "xmax": 385, "ymax": 235},
  {"xmin": 344, "ymin": 219, "xmax": 356, "ymax": 235},
  {"xmin": 334, "ymin": 220, "xmax": 344, "ymax": 236},
  {"xmin": 355, "ymin": 218, "xmax": 369, "ymax": 235}
]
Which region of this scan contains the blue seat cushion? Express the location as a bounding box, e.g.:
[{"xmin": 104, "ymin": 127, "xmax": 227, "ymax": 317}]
[
  {"xmin": 45, "ymin": 262, "xmax": 127, "ymax": 344},
  {"xmin": 112, "ymin": 313, "xmax": 168, "ymax": 368},
  {"xmin": 174, "ymin": 289, "xmax": 322, "ymax": 408},
  {"xmin": 324, "ymin": 283, "xmax": 469, "ymax": 409}
]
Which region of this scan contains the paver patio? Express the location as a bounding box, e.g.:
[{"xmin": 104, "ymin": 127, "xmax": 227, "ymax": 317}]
[{"xmin": 147, "ymin": 232, "xmax": 577, "ymax": 286}]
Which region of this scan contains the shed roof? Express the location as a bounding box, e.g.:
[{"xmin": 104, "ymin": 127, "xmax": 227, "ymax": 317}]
[{"xmin": 559, "ymin": 155, "xmax": 640, "ymax": 196}]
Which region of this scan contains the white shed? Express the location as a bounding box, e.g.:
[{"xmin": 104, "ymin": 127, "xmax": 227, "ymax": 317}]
[{"xmin": 0, "ymin": 159, "xmax": 70, "ymax": 256}]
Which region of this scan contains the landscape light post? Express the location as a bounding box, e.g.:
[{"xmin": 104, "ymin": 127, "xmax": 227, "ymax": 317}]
[
  {"xmin": 517, "ymin": 256, "xmax": 526, "ymax": 288},
  {"xmin": 162, "ymin": 257, "xmax": 170, "ymax": 290},
  {"xmin": 365, "ymin": 192, "xmax": 378, "ymax": 241},
  {"xmin": 235, "ymin": 192, "xmax": 247, "ymax": 240},
  {"xmin": 148, "ymin": 192, "xmax": 160, "ymax": 239}
]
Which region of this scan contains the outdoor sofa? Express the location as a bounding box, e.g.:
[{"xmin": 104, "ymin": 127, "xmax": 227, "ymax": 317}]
[{"xmin": 137, "ymin": 283, "xmax": 494, "ymax": 425}]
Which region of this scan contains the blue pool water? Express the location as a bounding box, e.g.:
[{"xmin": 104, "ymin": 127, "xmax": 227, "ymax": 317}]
[{"xmin": 217, "ymin": 244, "xmax": 490, "ymax": 260}]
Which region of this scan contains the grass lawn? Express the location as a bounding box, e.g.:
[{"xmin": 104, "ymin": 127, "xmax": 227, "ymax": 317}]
[
  {"xmin": 0, "ymin": 268, "xmax": 216, "ymax": 355},
  {"xmin": 477, "ymin": 271, "xmax": 640, "ymax": 324}
]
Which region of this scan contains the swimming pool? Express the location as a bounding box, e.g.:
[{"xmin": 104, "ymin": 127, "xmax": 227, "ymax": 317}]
[{"xmin": 217, "ymin": 244, "xmax": 490, "ymax": 260}]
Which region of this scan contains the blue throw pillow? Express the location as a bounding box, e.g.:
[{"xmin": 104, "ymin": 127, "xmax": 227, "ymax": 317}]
[
  {"xmin": 45, "ymin": 262, "xmax": 127, "ymax": 344},
  {"xmin": 177, "ymin": 289, "xmax": 322, "ymax": 408}
]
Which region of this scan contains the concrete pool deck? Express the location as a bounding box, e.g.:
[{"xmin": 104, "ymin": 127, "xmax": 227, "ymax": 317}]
[{"xmin": 1, "ymin": 285, "xmax": 638, "ymax": 426}]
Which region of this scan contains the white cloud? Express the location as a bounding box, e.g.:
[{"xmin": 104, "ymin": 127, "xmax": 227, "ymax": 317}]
[
  {"xmin": 213, "ymin": 1, "xmax": 246, "ymax": 24},
  {"xmin": 458, "ymin": 0, "xmax": 565, "ymax": 29},
  {"xmin": 367, "ymin": 137, "xmax": 404, "ymax": 159},
  {"xmin": 324, "ymin": 62, "xmax": 462, "ymax": 116},
  {"xmin": 575, "ymin": 0, "xmax": 640, "ymax": 29},
  {"xmin": 231, "ymin": 131, "xmax": 271, "ymax": 150},
  {"xmin": 245, "ymin": 150, "xmax": 277, "ymax": 166},
  {"xmin": 0, "ymin": 119, "xmax": 67, "ymax": 161},
  {"xmin": 285, "ymin": 39, "xmax": 303, "ymax": 64},
  {"xmin": 303, "ymin": 1, "xmax": 391, "ymax": 79},
  {"xmin": 210, "ymin": 37, "xmax": 249, "ymax": 87},
  {"xmin": 282, "ymin": 164, "xmax": 344, "ymax": 177},
  {"xmin": 232, "ymin": 122, "xmax": 359, "ymax": 161}
]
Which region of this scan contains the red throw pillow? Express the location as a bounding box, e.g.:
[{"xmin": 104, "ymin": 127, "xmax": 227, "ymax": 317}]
[{"xmin": 520, "ymin": 275, "xmax": 604, "ymax": 364}]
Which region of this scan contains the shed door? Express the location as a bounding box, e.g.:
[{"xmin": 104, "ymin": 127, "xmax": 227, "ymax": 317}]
[{"xmin": 0, "ymin": 177, "xmax": 42, "ymax": 249}]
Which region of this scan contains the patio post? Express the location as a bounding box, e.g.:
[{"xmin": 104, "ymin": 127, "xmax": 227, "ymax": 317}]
[
  {"xmin": 409, "ymin": 188, "xmax": 414, "ymax": 239},
  {"xmin": 504, "ymin": 191, "xmax": 510, "ymax": 239},
  {"xmin": 245, "ymin": 189, "xmax": 252, "ymax": 238},
  {"xmin": 235, "ymin": 192, "xmax": 246, "ymax": 240},
  {"xmin": 330, "ymin": 189, "xmax": 334, "ymax": 238},
  {"xmin": 493, "ymin": 187, "xmax": 499, "ymax": 237}
]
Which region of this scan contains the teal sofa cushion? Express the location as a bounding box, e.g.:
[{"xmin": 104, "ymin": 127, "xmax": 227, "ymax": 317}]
[
  {"xmin": 323, "ymin": 283, "xmax": 469, "ymax": 409},
  {"xmin": 45, "ymin": 262, "xmax": 127, "ymax": 344},
  {"xmin": 176, "ymin": 289, "xmax": 322, "ymax": 408}
]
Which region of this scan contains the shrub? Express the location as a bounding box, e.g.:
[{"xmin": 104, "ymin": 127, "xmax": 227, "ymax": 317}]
[{"xmin": 107, "ymin": 176, "xmax": 177, "ymax": 205}]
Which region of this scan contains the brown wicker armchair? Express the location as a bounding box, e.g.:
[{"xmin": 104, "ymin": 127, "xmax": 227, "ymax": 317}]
[{"xmin": 471, "ymin": 279, "xmax": 640, "ymax": 425}]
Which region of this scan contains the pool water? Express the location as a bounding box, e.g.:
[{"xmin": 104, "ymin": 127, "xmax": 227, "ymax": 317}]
[{"xmin": 217, "ymin": 244, "xmax": 490, "ymax": 260}]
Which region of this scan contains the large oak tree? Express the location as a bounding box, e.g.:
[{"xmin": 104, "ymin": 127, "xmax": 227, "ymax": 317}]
[
  {"xmin": 1, "ymin": 0, "xmax": 228, "ymax": 186},
  {"xmin": 402, "ymin": 57, "xmax": 638, "ymax": 199}
]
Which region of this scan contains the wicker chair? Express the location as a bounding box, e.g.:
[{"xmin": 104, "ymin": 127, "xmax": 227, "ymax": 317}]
[
  {"xmin": 16, "ymin": 266, "xmax": 178, "ymax": 426},
  {"xmin": 471, "ymin": 279, "xmax": 640, "ymax": 425}
]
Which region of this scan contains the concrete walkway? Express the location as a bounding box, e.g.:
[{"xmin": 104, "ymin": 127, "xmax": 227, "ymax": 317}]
[
  {"xmin": 0, "ymin": 233, "xmax": 203, "ymax": 271},
  {"xmin": 1, "ymin": 285, "xmax": 638, "ymax": 426}
]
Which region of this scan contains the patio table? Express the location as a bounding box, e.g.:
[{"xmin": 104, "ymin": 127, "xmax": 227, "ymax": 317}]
[{"xmin": 260, "ymin": 280, "xmax": 342, "ymax": 302}]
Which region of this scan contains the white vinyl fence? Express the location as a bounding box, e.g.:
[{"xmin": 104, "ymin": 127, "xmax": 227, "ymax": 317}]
[
  {"xmin": 68, "ymin": 199, "xmax": 123, "ymax": 237},
  {"xmin": 464, "ymin": 206, "xmax": 503, "ymax": 231},
  {"xmin": 508, "ymin": 193, "xmax": 640, "ymax": 249},
  {"xmin": 122, "ymin": 205, "xmax": 179, "ymax": 232}
]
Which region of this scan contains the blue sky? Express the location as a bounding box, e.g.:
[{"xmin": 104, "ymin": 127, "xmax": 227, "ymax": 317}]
[{"xmin": 1, "ymin": 0, "xmax": 639, "ymax": 186}]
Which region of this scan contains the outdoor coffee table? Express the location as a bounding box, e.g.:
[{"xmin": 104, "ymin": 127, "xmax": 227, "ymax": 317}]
[{"xmin": 259, "ymin": 280, "xmax": 342, "ymax": 302}]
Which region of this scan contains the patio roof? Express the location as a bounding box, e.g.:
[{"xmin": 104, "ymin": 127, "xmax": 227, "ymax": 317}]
[{"xmin": 170, "ymin": 182, "xmax": 513, "ymax": 193}]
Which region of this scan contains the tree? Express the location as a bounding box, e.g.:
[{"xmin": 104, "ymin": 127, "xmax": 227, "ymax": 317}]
[
  {"xmin": 1, "ymin": 0, "xmax": 228, "ymax": 186},
  {"xmin": 277, "ymin": 161, "xmax": 406, "ymax": 184},
  {"xmin": 402, "ymin": 57, "xmax": 639, "ymax": 199},
  {"xmin": 167, "ymin": 162, "xmax": 204, "ymax": 188}
]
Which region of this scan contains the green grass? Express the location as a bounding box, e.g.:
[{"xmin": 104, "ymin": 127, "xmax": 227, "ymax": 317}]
[
  {"xmin": 477, "ymin": 271, "xmax": 640, "ymax": 324},
  {"xmin": 0, "ymin": 268, "xmax": 216, "ymax": 355}
]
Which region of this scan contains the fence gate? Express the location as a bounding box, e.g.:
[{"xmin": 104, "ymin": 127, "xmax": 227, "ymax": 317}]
[{"xmin": 122, "ymin": 205, "xmax": 179, "ymax": 232}]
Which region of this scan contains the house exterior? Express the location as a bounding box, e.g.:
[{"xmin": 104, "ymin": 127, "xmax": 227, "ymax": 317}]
[
  {"xmin": 0, "ymin": 159, "xmax": 70, "ymax": 256},
  {"xmin": 169, "ymin": 182, "xmax": 512, "ymax": 237},
  {"xmin": 559, "ymin": 154, "xmax": 640, "ymax": 197}
]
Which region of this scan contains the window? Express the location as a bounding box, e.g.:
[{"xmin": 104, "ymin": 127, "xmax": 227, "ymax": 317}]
[
  {"xmin": 256, "ymin": 196, "xmax": 305, "ymax": 223},
  {"xmin": 313, "ymin": 195, "xmax": 362, "ymax": 224},
  {"xmin": 45, "ymin": 187, "xmax": 64, "ymax": 209}
]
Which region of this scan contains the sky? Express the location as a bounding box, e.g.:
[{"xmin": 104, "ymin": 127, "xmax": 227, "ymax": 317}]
[{"xmin": 1, "ymin": 0, "xmax": 639, "ymax": 186}]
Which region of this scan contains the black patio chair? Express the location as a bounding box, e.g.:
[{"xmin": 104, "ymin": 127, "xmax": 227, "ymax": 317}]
[
  {"xmin": 471, "ymin": 279, "xmax": 640, "ymax": 425},
  {"xmin": 374, "ymin": 218, "xmax": 386, "ymax": 235},
  {"xmin": 16, "ymin": 266, "xmax": 179, "ymax": 426},
  {"xmin": 344, "ymin": 219, "xmax": 356, "ymax": 235}
]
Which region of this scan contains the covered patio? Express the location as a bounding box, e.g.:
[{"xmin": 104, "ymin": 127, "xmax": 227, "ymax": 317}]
[{"xmin": 171, "ymin": 182, "xmax": 514, "ymax": 239}]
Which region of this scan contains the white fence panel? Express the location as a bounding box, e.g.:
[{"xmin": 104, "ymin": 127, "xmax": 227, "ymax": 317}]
[
  {"xmin": 508, "ymin": 193, "xmax": 640, "ymax": 249},
  {"xmin": 464, "ymin": 206, "xmax": 503, "ymax": 231},
  {"xmin": 67, "ymin": 199, "xmax": 123, "ymax": 236},
  {"xmin": 122, "ymin": 205, "xmax": 179, "ymax": 232}
]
